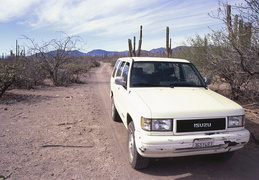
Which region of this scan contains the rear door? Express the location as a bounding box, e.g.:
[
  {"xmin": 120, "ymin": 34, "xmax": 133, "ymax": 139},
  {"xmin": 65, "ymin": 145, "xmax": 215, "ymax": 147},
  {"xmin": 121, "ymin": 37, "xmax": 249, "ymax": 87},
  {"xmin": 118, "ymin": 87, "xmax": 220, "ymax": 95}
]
[{"xmin": 113, "ymin": 61, "xmax": 131, "ymax": 122}]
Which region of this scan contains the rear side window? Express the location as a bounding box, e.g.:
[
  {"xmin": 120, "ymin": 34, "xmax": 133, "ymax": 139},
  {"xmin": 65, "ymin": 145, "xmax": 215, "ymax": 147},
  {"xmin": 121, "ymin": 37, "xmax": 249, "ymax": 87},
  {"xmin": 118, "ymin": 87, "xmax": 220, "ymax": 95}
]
[
  {"xmin": 112, "ymin": 60, "xmax": 121, "ymax": 77},
  {"xmin": 116, "ymin": 61, "xmax": 125, "ymax": 77},
  {"xmin": 122, "ymin": 62, "xmax": 130, "ymax": 81},
  {"xmin": 122, "ymin": 62, "xmax": 130, "ymax": 88}
]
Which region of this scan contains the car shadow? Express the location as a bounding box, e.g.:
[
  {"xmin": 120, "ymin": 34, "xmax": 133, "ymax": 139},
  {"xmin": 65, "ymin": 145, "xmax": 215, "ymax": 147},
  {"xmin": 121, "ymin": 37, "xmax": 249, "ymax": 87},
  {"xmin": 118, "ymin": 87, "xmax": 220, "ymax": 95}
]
[
  {"xmin": 246, "ymin": 119, "xmax": 259, "ymax": 146},
  {"xmin": 138, "ymin": 151, "xmax": 259, "ymax": 179},
  {"xmin": 137, "ymin": 119, "xmax": 259, "ymax": 179}
]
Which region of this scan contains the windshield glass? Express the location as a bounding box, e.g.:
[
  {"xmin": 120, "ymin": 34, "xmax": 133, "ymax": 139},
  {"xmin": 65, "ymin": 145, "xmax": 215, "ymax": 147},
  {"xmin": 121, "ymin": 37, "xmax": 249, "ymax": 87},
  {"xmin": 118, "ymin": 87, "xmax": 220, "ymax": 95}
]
[{"xmin": 130, "ymin": 61, "xmax": 205, "ymax": 88}]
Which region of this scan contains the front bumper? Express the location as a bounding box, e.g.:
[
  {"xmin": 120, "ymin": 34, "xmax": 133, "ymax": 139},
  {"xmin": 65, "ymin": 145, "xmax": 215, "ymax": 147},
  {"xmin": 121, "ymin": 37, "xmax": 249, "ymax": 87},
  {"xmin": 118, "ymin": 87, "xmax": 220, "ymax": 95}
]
[{"xmin": 135, "ymin": 129, "xmax": 250, "ymax": 158}]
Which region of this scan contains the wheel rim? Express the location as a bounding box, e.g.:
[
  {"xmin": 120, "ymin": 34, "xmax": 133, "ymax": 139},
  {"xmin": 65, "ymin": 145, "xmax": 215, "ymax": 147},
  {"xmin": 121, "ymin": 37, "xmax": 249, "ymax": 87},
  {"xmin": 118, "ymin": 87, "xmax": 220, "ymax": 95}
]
[{"xmin": 128, "ymin": 130, "xmax": 134, "ymax": 163}]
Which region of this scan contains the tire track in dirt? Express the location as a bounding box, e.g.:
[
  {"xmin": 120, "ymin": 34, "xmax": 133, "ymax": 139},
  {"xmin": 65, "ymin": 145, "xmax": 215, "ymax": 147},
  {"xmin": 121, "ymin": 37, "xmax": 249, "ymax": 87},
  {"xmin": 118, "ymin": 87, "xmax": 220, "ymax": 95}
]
[
  {"xmin": 88, "ymin": 63, "xmax": 133, "ymax": 178},
  {"xmin": 94, "ymin": 62, "xmax": 128, "ymax": 156}
]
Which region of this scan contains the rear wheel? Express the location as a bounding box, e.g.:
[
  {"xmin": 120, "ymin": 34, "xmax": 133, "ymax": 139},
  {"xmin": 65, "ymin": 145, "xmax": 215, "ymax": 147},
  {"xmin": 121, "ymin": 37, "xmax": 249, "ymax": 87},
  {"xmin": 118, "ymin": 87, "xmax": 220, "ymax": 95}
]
[
  {"xmin": 111, "ymin": 97, "xmax": 120, "ymax": 122},
  {"xmin": 128, "ymin": 121, "xmax": 149, "ymax": 169}
]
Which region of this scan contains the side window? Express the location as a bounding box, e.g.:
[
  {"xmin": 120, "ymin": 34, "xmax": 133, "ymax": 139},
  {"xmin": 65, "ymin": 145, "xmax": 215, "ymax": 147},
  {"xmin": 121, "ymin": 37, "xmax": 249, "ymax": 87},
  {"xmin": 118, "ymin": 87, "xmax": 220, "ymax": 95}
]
[
  {"xmin": 122, "ymin": 62, "xmax": 130, "ymax": 86},
  {"xmin": 112, "ymin": 60, "xmax": 121, "ymax": 77},
  {"xmin": 116, "ymin": 61, "xmax": 125, "ymax": 77}
]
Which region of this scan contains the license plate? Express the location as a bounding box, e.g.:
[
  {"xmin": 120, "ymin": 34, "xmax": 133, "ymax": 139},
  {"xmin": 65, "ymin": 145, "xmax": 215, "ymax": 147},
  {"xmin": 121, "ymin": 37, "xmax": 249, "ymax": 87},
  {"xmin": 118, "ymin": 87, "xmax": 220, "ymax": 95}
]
[{"xmin": 193, "ymin": 138, "xmax": 214, "ymax": 148}]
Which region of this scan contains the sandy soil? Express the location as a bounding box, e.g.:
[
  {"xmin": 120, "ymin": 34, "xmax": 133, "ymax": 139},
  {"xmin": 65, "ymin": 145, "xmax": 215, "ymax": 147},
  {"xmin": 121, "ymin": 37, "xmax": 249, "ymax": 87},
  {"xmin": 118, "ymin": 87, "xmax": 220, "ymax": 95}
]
[
  {"xmin": 0, "ymin": 62, "xmax": 259, "ymax": 180},
  {"xmin": 0, "ymin": 63, "xmax": 123, "ymax": 179}
]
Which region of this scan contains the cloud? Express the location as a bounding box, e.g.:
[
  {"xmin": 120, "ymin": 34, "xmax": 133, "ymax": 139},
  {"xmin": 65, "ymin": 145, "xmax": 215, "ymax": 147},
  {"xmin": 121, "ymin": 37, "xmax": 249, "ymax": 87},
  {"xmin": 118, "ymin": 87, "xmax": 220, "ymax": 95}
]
[
  {"xmin": 0, "ymin": 0, "xmax": 39, "ymax": 22},
  {"xmin": 0, "ymin": 0, "xmax": 221, "ymax": 36},
  {"xmin": 29, "ymin": 0, "xmax": 162, "ymax": 34}
]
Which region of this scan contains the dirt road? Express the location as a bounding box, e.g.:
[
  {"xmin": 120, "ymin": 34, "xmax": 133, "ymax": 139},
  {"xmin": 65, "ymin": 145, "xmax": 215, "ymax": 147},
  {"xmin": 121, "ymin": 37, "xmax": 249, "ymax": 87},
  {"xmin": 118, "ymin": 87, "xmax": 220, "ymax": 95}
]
[{"xmin": 1, "ymin": 62, "xmax": 259, "ymax": 180}]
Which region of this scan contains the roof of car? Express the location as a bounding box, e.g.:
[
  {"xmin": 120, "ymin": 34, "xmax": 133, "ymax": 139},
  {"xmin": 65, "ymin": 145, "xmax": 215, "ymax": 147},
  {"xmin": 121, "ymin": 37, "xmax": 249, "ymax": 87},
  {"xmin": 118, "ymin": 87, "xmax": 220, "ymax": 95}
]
[{"xmin": 119, "ymin": 57, "xmax": 190, "ymax": 63}]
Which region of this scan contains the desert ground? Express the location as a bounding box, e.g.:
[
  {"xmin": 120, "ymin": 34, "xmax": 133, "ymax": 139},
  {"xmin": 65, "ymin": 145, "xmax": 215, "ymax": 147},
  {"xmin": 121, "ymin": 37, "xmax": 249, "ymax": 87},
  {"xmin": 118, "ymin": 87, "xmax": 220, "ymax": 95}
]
[{"xmin": 0, "ymin": 62, "xmax": 259, "ymax": 180}]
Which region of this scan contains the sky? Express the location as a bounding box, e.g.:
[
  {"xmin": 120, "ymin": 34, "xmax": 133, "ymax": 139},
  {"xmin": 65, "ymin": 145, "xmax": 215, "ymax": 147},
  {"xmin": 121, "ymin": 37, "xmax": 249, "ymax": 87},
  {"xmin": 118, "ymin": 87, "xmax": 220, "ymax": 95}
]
[{"xmin": 0, "ymin": 0, "xmax": 245, "ymax": 55}]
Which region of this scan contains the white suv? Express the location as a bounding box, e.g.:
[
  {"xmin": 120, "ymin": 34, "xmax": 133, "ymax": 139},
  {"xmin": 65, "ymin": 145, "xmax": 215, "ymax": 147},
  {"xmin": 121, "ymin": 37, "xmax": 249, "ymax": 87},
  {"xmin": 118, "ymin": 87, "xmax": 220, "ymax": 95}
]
[{"xmin": 110, "ymin": 57, "xmax": 250, "ymax": 169}]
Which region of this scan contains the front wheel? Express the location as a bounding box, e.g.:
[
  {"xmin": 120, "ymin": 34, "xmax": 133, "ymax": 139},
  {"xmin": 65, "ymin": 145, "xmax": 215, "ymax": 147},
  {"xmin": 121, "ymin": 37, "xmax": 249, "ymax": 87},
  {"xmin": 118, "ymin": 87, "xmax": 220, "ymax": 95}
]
[{"xmin": 128, "ymin": 121, "xmax": 149, "ymax": 169}]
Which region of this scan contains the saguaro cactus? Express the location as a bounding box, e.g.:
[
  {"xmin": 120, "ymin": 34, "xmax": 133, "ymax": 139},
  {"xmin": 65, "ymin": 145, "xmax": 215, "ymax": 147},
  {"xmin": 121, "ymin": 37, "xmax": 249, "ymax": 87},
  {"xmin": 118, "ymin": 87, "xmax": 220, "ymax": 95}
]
[
  {"xmin": 165, "ymin": 26, "xmax": 172, "ymax": 58},
  {"xmin": 128, "ymin": 39, "xmax": 133, "ymax": 57},
  {"xmin": 243, "ymin": 22, "xmax": 252, "ymax": 48},
  {"xmin": 128, "ymin": 25, "xmax": 143, "ymax": 57},
  {"xmin": 226, "ymin": 4, "xmax": 252, "ymax": 48},
  {"xmin": 227, "ymin": 5, "xmax": 232, "ymax": 39},
  {"xmin": 137, "ymin": 25, "xmax": 142, "ymax": 57},
  {"xmin": 10, "ymin": 50, "xmax": 14, "ymax": 57},
  {"xmin": 133, "ymin": 36, "xmax": 136, "ymax": 57},
  {"xmin": 233, "ymin": 15, "xmax": 239, "ymax": 40},
  {"xmin": 165, "ymin": 26, "xmax": 169, "ymax": 57}
]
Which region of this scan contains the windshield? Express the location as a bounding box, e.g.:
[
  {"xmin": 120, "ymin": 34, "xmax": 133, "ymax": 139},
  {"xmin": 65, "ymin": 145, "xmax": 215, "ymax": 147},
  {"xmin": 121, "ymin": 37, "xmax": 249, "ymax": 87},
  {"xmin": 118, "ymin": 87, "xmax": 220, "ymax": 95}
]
[{"xmin": 130, "ymin": 61, "xmax": 206, "ymax": 88}]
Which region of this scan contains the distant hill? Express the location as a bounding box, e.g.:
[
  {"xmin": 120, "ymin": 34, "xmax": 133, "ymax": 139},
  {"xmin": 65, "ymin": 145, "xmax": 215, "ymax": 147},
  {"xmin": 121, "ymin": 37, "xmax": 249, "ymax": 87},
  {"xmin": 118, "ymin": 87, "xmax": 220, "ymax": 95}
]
[
  {"xmin": 172, "ymin": 46, "xmax": 188, "ymax": 54},
  {"xmin": 86, "ymin": 49, "xmax": 128, "ymax": 57},
  {"xmin": 150, "ymin": 47, "xmax": 165, "ymax": 54},
  {"xmin": 86, "ymin": 46, "xmax": 189, "ymax": 57},
  {"xmin": 70, "ymin": 50, "xmax": 87, "ymax": 57},
  {"xmin": 47, "ymin": 50, "xmax": 87, "ymax": 57}
]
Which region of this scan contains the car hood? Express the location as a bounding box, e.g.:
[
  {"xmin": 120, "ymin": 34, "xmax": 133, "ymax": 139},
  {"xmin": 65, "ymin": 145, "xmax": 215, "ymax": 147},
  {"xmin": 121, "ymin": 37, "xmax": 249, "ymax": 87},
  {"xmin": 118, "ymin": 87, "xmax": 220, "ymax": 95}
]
[{"xmin": 133, "ymin": 87, "xmax": 244, "ymax": 118}]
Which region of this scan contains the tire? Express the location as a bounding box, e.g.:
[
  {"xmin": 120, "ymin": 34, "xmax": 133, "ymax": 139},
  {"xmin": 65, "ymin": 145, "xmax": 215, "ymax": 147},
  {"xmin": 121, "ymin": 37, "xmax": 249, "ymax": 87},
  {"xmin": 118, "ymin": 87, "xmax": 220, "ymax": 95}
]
[
  {"xmin": 211, "ymin": 151, "xmax": 235, "ymax": 161},
  {"xmin": 111, "ymin": 97, "xmax": 121, "ymax": 122},
  {"xmin": 128, "ymin": 121, "xmax": 149, "ymax": 169}
]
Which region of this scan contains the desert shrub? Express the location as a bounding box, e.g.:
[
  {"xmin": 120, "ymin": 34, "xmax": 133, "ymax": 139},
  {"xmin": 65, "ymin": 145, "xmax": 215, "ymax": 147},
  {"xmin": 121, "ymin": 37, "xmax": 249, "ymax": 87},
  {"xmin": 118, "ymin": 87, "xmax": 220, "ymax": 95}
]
[
  {"xmin": 0, "ymin": 62, "xmax": 17, "ymax": 97},
  {"xmin": 64, "ymin": 63, "xmax": 94, "ymax": 84},
  {"xmin": 0, "ymin": 56, "xmax": 48, "ymax": 97},
  {"xmin": 177, "ymin": 1, "xmax": 259, "ymax": 103},
  {"xmin": 13, "ymin": 58, "xmax": 47, "ymax": 89},
  {"xmin": 25, "ymin": 34, "xmax": 87, "ymax": 86},
  {"xmin": 91, "ymin": 60, "xmax": 100, "ymax": 67},
  {"xmin": 45, "ymin": 57, "xmax": 102, "ymax": 86}
]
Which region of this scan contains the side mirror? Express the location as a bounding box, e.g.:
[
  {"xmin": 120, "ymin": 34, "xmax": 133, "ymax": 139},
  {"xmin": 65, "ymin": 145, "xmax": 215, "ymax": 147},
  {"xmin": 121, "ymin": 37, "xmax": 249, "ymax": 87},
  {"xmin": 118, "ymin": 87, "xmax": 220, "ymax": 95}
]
[
  {"xmin": 115, "ymin": 77, "xmax": 126, "ymax": 86},
  {"xmin": 204, "ymin": 77, "xmax": 211, "ymax": 85}
]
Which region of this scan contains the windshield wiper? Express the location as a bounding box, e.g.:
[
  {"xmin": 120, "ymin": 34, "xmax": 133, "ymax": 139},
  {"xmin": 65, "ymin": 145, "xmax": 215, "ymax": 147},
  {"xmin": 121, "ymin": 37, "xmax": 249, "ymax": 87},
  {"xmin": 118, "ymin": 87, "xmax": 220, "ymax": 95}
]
[
  {"xmin": 132, "ymin": 83, "xmax": 163, "ymax": 87},
  {"xmin": 169, "ymin": 82, "xmax": 201, "ymax": 87}
]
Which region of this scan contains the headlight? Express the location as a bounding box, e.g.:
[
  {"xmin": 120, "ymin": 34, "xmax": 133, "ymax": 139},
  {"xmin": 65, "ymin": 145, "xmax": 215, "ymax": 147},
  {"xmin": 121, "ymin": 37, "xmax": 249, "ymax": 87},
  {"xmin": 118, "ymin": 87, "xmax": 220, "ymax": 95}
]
[
  {"xmin": 141, "ymin": 118, "xmax": 151, "ymax": 131},
  {"xmin": 141, "ymin": 117, "xmax": 173, "ymax": 131},
  {"xmin": 228, "ymin": 116, "xmax": 245, "ymax": 128}
]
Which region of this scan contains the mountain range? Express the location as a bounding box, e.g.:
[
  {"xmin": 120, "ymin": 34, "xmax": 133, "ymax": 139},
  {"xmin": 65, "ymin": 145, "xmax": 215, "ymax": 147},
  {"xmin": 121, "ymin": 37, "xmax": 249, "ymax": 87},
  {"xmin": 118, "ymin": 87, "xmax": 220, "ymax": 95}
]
[
  {"xmin": 39, "ymin": 46, "xmax": 188, "ymax": 57},
  {"xmin": 85, "ymin": 46, "xmax": 188, "ymax": 57}
]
